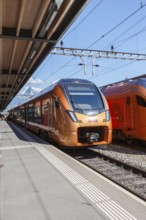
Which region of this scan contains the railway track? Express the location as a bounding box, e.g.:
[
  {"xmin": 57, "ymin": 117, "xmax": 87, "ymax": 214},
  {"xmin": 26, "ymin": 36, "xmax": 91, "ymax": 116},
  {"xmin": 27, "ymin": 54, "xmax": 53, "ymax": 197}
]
[{"xmin": 64, "ymin": 148, "xmax": 146, "ymax": 201}]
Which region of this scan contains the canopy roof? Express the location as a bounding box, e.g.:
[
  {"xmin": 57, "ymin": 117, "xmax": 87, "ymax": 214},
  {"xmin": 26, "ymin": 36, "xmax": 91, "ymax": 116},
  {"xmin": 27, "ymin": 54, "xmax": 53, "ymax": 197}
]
[{"xmin": 0, "ymin": 0, "xmax": 89, "ymax": 110}]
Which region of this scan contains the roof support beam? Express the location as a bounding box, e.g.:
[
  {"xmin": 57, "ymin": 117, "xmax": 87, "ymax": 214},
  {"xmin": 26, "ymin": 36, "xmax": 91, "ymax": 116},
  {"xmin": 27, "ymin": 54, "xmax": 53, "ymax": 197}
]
[
  {"xmin": 2, "ymin": 27, "xmax": 32, "ymax": 37},
  {"xmin": 0, "ymin": 28, "xmax": 56, "ymax": 43},
  {"xmin": 2, "ymin": 70, "xmax": 18, "ymax": 75},
  {"xmin": 1, "ymin": 92, "xmax": 9, "ymax": 95},
  {"xmin": 0, "ymin": 34, "xmax": 56, "ymax": 43},
  {"xmin": 1, "ymin": 84, "xmax": 12, "ymax": 88},
  {"xmin": 0, "ymin": 0, "xmax": 2, "ymax": 93}
]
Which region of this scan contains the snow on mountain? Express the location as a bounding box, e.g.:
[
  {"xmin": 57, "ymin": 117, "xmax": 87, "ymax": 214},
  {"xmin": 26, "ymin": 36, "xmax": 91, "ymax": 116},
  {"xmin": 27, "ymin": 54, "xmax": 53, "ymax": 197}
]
[
  {"xmin": 10, "ymin": 87, "xmax": 41, "ymax": 108},
  {"xmin": 23, "ymin": 86, "xmax": 39, "ymax": 97}
]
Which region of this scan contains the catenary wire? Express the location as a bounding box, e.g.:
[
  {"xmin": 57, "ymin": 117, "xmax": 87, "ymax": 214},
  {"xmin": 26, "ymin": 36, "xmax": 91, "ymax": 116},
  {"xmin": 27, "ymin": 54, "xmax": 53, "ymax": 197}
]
[
  {"xmin": 45, "ymin": 3, "xmax": 146, "ymax": 83},
  {"xmin": 62, "ymin": 0, "xmax": 104, "ymax": 40},
  {"xmin": 16, "ymin": 2, "xmax": 146, "ymax": 93},
  {"xmin": 88, "ymin": 3, "xmax": 146, "ymax": 49}
]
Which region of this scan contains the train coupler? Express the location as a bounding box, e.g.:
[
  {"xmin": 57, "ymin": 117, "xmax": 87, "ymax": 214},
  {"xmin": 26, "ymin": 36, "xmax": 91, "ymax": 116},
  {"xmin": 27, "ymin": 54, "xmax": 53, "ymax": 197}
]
[{"xmin": 86, "ymin": 132, "xmax": 100, "ymax": 143}]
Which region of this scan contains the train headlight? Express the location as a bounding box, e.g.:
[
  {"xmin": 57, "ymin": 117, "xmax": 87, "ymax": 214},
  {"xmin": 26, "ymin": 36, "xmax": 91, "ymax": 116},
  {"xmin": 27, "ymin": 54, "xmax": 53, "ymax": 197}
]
[
  {"xmin": 67, "ymin": 110, "xmax": 78, "ymax": 122},
  {"xmin": 105, "ymin": 109, "xmax": 110, "ymax": 121}
]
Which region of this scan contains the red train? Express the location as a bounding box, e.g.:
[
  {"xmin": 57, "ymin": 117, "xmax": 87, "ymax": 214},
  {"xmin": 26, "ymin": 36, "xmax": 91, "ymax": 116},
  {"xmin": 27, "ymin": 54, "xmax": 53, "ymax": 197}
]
[
  {"xmin": 102, "ymin": 78, "xmax": 146, "ymax": 144},
  {"xmin": 8, "ymin": 78, "xmax": 112, "ymax": 147}
]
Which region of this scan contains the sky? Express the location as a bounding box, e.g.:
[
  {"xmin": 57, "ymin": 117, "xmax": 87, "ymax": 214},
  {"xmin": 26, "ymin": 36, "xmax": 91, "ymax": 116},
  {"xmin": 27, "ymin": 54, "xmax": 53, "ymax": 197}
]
[{"xmin": 7, "ymin": 0, "xmax": 146, "ymax": 110}]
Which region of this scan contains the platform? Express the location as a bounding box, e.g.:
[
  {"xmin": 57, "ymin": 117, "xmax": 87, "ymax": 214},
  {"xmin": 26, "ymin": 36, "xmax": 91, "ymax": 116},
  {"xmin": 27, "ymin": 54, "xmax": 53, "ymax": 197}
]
[{"xmin": 0, "ymin": 120, "xmax": 146, "ymax": 220}]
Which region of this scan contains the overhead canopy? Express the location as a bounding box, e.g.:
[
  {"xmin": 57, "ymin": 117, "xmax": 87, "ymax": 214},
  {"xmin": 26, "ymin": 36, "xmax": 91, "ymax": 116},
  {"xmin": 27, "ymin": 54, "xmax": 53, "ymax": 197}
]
[{"xmin": 0, "ymin": 0, "xmax": 89, "ymax": 110}]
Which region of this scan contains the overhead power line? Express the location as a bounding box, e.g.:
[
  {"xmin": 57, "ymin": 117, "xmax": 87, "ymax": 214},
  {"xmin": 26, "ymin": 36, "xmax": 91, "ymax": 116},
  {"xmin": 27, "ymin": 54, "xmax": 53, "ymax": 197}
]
[
  {"xmin": 63, "ymin": 0, "xmax": 104, "ymax": 40},
  {"xmin": 25, "ymin": 2, "xmax": 146, "ymax": 87},
  {"xmin": 88, "ymin": 3, "xmax": 146, "ymax": 48}
]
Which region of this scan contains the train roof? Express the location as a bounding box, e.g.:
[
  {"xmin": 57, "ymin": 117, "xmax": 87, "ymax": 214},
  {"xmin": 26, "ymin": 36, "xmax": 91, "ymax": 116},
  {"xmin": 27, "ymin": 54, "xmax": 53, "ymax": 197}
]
[
  {"xmin": 57, "ymin": 78, "xmax": 92, "ymax": 84},
  {"xmin": 134, "ymin": 78, "xmax": 146, "ymax": 88},
  {"xmin": 102, "ymin": 78, "xmax": 146, "ymax": 96},
  {"xmin": 32, "ymin": 78, "xmax": 93, "ymax": 99},
  {"xmin": 9, "ymin": 78, "xmax": 94, "ymax": 110}
]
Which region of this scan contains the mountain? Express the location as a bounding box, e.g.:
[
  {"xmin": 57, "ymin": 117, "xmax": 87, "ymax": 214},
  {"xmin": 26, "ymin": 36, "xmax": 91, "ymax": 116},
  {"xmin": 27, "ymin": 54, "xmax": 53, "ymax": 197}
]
[
  {"xmin": 9, "ymin": 86, "xmax": 41, "ymax": 108},
  {"xmin": 23, "ymin": 86, "xmax": 39, "ymax": 98}
]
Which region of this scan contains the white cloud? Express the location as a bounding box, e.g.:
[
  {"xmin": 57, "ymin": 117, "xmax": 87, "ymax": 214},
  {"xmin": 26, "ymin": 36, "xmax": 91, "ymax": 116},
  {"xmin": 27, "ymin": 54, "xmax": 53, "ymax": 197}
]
[
  {"xmin": 31, "ymin": 87, "xmax": 42, "ymax": 93},
  {"xmin": 19, "ymin": 77, "xmax": 43, "ymax": 94},
  {"xmin": 27, "ymin": 77, "xmax": 43, "ymax": 85}
]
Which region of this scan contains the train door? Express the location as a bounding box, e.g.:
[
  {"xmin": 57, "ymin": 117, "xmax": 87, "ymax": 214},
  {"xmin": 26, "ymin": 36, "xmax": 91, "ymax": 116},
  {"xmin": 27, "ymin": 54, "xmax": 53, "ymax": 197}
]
[
  {"xmin": 25, "ymin": 105, "xmax": 29, "ymax": 128},
  {"xmin": 136, "ymin": 95, "xmax": 146, "ymax": 131},
  {"xmin": 42, "ymin": 98, "xmax": 52, "ymax": 129},
  {"xmin": 109, "ymin": 102, "xmax": 122, "ymax": 129},
  {"xmin": 42, "ymin": 99, "xmax": 49, "ymax": 126},
  {"xmin": 48, "ymin": 100, "xmax": 53, "ymax": 129},
  {"xmin": 124, "ymin": 96, "xmax": 133, "ymax": 130}
]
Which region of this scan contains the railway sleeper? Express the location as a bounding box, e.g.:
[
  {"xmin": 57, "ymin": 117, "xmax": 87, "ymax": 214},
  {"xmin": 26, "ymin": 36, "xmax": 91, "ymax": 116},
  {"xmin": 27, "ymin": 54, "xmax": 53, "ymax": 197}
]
[
  {"xmin": 88, "ymin": 160, "xmax": 105, "ymax": 164},
  {"xmin": 97, "ymin": 166, "xmax": 121, "ymax": 173},
  {"xmin": 126, "ymin": 179, "xmax": 146, "ymax": 187},
  {"xmin": 135, "ymin": 188, "xmax": 146, "ymax": 194},
  {"xmin": 114, "ymin": 174, "xmax": 137, "ymax": 181},
  {"xmin": 80, "ymin": 158, "xmax": 103, "ymax": 163}
]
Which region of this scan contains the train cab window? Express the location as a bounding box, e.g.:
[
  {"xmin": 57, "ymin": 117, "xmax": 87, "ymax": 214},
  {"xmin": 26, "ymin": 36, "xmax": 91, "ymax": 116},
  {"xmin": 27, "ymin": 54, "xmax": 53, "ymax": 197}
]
[
  {"xmin": 126, "ymin": 97, "xmax": 130, "ymax": 105},
  {"xmin": 136, "ymin": 95, "xmax": 146, "ymax": 107},
  {"xmin": 65, "ymin": 83, "xmax": 104, "ymax": 116}
]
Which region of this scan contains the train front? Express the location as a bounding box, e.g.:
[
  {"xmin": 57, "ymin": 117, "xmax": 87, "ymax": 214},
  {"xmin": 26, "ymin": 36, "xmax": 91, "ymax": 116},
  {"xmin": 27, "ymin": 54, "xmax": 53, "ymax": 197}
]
[{"xmin": 60, "ymin": 79, "xmax": 112, "ymax": 147}]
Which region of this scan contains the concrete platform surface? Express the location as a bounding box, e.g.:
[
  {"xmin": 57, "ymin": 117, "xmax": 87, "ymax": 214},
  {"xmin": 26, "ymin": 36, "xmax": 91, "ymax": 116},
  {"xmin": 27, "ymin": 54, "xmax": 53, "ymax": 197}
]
[{"xmin": 0, "ymin": 120, "xmax": 146, "ymax": 220}]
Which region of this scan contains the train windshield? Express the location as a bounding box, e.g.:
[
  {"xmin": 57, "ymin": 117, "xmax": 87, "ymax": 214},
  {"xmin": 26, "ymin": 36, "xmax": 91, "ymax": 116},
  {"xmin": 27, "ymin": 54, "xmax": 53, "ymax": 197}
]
[{"xmin": 66, "ymin": 83, "xmax": 104, "ymax": 115}]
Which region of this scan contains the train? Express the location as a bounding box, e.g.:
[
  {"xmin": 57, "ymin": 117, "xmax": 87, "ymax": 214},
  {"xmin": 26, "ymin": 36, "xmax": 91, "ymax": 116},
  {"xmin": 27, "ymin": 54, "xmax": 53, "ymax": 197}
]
[
  {"xmin": 8, "ymin": 78, "xmax": 112, "ymax": 147},
  {"xmin": 102, "ymin": 78, "xmax": 146, "ymax": 144}
]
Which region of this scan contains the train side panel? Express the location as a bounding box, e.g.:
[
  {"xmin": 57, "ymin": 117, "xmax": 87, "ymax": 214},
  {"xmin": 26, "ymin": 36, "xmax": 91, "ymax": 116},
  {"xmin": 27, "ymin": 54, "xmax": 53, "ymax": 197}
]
[
  {"xmin": 135, "ymin": 85, "xmax": 146, "ymax": 141},
  {"xmin": 103, "ymin": 81, "xmax": 146, "ymax": 142},
  {"xmin": 106, "ymin": 91, "xmax": 139, "ymax": 140}
]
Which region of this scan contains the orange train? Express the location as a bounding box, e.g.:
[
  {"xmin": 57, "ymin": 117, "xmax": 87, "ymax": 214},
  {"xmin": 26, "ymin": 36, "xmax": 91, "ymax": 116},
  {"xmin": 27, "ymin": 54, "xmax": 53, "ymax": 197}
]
[
  {"xmin": 8, "ymin": 78, "xmax": 112, "ymax": 147},
  {"xmin": 102, "ymin": 78, "xmax": 146, "ymax": 144}
]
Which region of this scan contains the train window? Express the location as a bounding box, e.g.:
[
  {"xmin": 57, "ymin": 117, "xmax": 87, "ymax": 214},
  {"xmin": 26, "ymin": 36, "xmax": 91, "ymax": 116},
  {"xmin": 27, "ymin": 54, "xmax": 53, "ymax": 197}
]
[
  {"xmin": 34, "ymin": 101, "xmax": 42, "ymax": 123},
  {"xmin": 42, "ymin": 98, "xmax": 50, "ymax": 126},
  {"xmin": 65, "ymin": 83, "xmax": 104, "ymax": 115},
  {"xmin": 126, "ymin": 97, "xmax": 130, "ymax": 105},
  {"xmin": 14, "ymin": 108, "xmax": 22, "ymax": 121},
  {"xmin": 53, "ymin": 96, "xmax": 59, "ymax": 108},
  {"xmin": 27, "ymin": 104, "xmax": 34, "ymax": 122},
  {"xmin": 21, "ymin": 107, "xmax": 25, "ymax": 120},
  {"xmin": 136, "ymin": 95, "xmax": 146, "ymax": 107}
]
